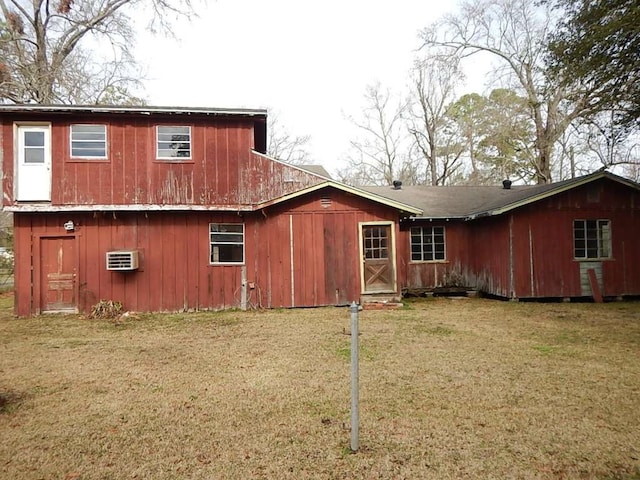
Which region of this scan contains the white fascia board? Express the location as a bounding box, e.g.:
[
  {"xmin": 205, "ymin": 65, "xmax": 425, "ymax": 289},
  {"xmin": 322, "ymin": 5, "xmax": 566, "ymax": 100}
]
[{"xmin": 5, "ymin": 204, "xmax": 255, "ymax": 213}]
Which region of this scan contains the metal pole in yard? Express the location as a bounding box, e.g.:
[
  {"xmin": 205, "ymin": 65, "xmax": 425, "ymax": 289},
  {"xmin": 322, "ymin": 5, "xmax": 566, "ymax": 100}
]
[{"xmin": 350, "ymin": 301, "xmax": 359, "ymax": 453}]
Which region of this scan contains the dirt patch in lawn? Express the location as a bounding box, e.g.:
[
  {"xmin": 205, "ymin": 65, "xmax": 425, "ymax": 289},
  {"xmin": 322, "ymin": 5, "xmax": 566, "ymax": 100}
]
[{"xmin": 1, "ymin": 298, "xmax": 639, "ymax": 479}]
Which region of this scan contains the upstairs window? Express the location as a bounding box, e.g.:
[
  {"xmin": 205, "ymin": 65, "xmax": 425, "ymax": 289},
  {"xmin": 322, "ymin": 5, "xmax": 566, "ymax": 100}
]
[
  {"xmin": 574, "ymin": 219, "xmax": 611, "ymax": 259},
  {"xmin": 210, "ymin": 223, "xmax": 244, "ymax": 264},
  {"xmin": 411, "ymin": 226, "xmax": 446, "ymax": 261},
  {"xmin": 157, "ymin": 126, "xmax": 191, "ymax": 159},
  {"xmin": 71, "ymin": 124, "xmax": 107, "ymax": 158}
]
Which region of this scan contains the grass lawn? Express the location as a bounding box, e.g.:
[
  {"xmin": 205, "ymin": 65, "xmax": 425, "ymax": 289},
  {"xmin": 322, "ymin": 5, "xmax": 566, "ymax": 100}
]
[{"xmin": 1, "ymin": 294, "xmax": 639, "ymax": 479}]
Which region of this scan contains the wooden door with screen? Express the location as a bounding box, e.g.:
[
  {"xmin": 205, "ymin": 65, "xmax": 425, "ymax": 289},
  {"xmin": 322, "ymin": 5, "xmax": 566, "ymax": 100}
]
[{"xmin": 361, "ymin": 224, "xmax": 395, "ymax": 293}]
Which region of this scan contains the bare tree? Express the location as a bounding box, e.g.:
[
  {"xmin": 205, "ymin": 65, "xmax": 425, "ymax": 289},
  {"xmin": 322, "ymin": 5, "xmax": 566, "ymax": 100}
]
[
  {"xmin": 571, "ymin": 111, "xmax": 640, "ymax": 171},
  {"xmin": 343, "ymin": 83, "xmax": 414, "ymax": 186},
  {"xmin": 578, "ymin": 111, "xmax": 640, "ymax": 171},
  {"xmin": 623, "ymin": 158, "xmax": 640, "ymax": 183},
  {"xmin": 0, "ymin": 0, "xmax": 194, "ymax": 104},
  {"xmin": 421, "ymin": 0, "xmax": 601, "ymax": 184},
  {"xmin": 267, "ymin": 110, "xmax": 313, "ymax": 165},
  {"xmin": 407, "ymin": 53, "xmax": 465, "ymax": 186}
]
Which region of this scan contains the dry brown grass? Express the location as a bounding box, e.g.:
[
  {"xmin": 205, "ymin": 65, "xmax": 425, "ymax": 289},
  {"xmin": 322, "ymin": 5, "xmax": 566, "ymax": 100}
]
[{"xmin": 1, "ymin": 295, "xmax": 639, "ymax": 479}]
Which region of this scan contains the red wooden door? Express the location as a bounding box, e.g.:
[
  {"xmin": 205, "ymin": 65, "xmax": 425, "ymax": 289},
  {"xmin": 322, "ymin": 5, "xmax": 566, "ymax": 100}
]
[
  {"xmin": 362, "ymin": 225, "xmax": 395, "ymax": 293},
  {"xmin": 40, "ymin": 237, "xmax": 77, "ymax": 312}
]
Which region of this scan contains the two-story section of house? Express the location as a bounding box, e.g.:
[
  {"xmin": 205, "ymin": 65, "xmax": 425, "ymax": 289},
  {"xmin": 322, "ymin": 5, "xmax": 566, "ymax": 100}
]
[{"xmin": 1, "ymin": 105, "xmax": 420, "ymax": 315}]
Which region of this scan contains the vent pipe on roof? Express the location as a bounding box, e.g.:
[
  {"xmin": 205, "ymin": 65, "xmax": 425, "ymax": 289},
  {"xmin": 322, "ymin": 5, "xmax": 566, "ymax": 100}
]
[
  {"xmin": 392, "ymin": 180, "xmax": 403, "ymax": 190},
  {"xmin": 502, "ymin": 179, "xmax": 512, "ymax": 189}
]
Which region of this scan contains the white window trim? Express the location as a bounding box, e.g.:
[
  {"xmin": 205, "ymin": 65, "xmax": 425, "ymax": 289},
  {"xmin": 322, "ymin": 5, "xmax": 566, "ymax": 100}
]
[
  {"xmin": 410, "ymin": 225, "xmax": 446, "ymax": 263},
  {"xmin": 573, "ymin": 219, "xmax": 612, "ymax": 260},
  {"xmin": 209, "ymin": 223, "xmax": 245, "ymax": 265},
  {"xmin": 70, "ymin": 124, "xmax": 108, "ymax": 159},
  {"xmin": 156, "ymin": 125, "xmax": 192, "ymax": 160}
]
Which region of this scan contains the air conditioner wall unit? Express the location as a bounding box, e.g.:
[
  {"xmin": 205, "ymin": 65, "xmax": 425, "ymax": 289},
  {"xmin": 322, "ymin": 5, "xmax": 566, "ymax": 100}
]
[{"xmin": 106, "ymin": 250, "xmax": 139, "ymax": 271}]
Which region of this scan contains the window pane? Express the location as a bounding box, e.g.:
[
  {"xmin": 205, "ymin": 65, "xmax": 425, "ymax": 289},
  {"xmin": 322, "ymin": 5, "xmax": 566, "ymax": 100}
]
[
  {"xmin": 211, "ymin": 224, "xmax": 243, "ymax": 233},
  {"xmin": 210, "ymin": 223, "xmax": 244, "ymax": 264},
  {"xmin": 24, "ymin": 148, "xmax": 44, "ymax": 163},
  {"xmin": 74, "ymin": 132, "xmax": 104, "ymax": 141},
  {"xmin": 574, "ymin": 220, "xmax": 586, "ymax": 258},
  {"xmin": 574, "ymin": 219, "xmax": 611, "ymax": 259},
  {"xmin": 157, "ymin": 126, "xmax": 191, "ymax": 159},
  {"xmin": 410, "ymin": 226, "xmax": 446, "ymax": 262},
  {"xmin": 73, "ymin": 148, "xmax": 105, "ymax": 157},
  {"xmin": 424, "ymin": 244, "xmax": 434, "ymax": 260},
  {"xmin": 71, "ymin": 124, "xmax": 106, "ymax": 158},
  {"xmin": 599, "ymin": 220, "xmax": 611, "ymax": 257},
  {"xmin": 25, "ymin": 131, "xmax": 44, "ymax": 147},
  {"xmin": 213, "ymin": 244, "xmax": 243, "ymax": 263},
  {"xmin": 73, "ymin": 125, "xmax": 103, "ymax": 133},
  {"xmin": 210, "ymin": 233, "xmax": 244, "ymax": 243}
]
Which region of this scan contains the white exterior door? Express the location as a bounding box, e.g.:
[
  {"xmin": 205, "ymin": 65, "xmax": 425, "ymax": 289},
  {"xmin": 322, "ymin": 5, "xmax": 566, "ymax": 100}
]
[{"xmin": 16, "ymin": 125, "xmax": 51, "ymax": 201}]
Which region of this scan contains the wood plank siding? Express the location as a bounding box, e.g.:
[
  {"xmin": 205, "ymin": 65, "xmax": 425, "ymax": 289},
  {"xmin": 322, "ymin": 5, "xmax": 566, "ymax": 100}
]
[
  {"xmin": 5, "ymin": 106, "xmax": 639, "ymax": 314},
  {"xmin": 398, "ymin": 221, "xmax": 471, "ymax": 291},
  {"xmin": 13, "ymin": 189, "xmax": 402, "ymax": 315},
  {"xmin": 396, "ymin": 179, "xmax": 640, "ymax": 299},
  {"xmin": 2, "ymin": 114, "xmax": 323, "ymax": 208}
]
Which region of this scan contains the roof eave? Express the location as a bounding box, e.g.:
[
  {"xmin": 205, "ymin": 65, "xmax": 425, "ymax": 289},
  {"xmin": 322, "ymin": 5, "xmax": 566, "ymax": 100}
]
[
  {"xmin": 469, "ymin": 171, "xmax": 636, "ymax": 218},
  {"xmin": 5, "ymin": 204, "xmax": 255, "ymax": 212},
  {"xmin": 0, "ymin": 104, "xmax": 268, "ymax": 118},
  {"xmin": 407, "ymin": 215, "xmax": 467, "ymax": 221}
]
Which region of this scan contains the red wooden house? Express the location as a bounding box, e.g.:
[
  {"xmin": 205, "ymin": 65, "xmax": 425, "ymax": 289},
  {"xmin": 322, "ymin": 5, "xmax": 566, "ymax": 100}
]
[
  {"xmin": 368, "ymin": 171, "xmax": 640, "ymax": 300},
  {"xmin": 2, "ymin": 105, "xmax": 638, "ymax": 316},
  {"xmin": 0, "ymin": 105, "xmax": 420, "ymax": 315}
]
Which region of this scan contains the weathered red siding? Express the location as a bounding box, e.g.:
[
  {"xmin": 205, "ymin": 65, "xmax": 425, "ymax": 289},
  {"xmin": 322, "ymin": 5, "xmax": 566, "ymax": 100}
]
[
  {"xmin": 15, "ymin": 211, "xmax": 246, "ymax": 315},
  {"xmin": 2, "ymin": 115, "xmax": 323, "ymax": 208},
  {"xmin": 394, "ymin": 178, "xmax": 640, "ymax": 300},
  {"xmin": 397, "ymin": 221, "xmax": 471, "ymax": 291},
  {"xmin": 254, "ymin": 189, "xmax": 403, "ymax": 308},
  {"xmin": 13, "ymin": 188, "xmax": 404, "ymax": 315},
  {"xmin": 468, "ymin": 179, "xmax": 640, "ymax": 299}
]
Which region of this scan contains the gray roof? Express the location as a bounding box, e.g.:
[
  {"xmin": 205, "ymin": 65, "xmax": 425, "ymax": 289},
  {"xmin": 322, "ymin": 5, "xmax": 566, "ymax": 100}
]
[
  {"xmin": 298, "ymin": 165, "xmax": 332, "ymax": 179},
  {"xmin": 363, "ymin": 171, "xmax": 640, "ymax": 220}
]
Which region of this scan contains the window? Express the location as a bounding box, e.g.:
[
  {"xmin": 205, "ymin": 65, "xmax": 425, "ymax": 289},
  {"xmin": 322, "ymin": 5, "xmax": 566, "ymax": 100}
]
[
  {"xmin": 574, "ymin": 219, "xmax": 611, "ymax": 259},
  {"xmin": 363, "ymin": 226, "xmax": 389, "ymax": 259},
  {"xmin": 410, "ymin": 226, "xmax": 445, "ymax": 261},
  {"xmin": 157, "ymin": 126, "xmax": 191, "ymax": 159},
  {"xmin": 210, "ymin": 224, "xmax": 244, "ymax": 264},
  {"xmin": 23, "ymin": 130, "xmax": 46, "ymax": 163},
  {"xmin": 71, "ymin": 124, "xmax": 107, "ymax": 158}
]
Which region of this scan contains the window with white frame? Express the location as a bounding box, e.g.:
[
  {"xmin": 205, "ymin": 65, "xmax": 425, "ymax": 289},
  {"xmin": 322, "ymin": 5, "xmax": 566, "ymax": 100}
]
[
  {"xmin": 210, "ymin": 223, "xmax": 244, "ymax": 264},
  {"xmin": 156, "ymin": 126, "xmax": 191, "ymax": 159},
  {"xmin": 574, "ymin": 219, "xmax": 611, "ymax": 259},
  {"xmin": 410, "ymin": 226, "xmax": 446, "ymax": 261},
  {"xmin": 71, "ymin": 124, "xmax": 107, "ymax": 158}
]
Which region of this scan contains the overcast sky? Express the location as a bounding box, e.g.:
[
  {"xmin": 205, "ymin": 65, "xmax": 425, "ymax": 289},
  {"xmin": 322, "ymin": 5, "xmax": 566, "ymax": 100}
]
[{"xmin": 136, "ymin": 0, "xmax": 485, "ymax": 174}]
